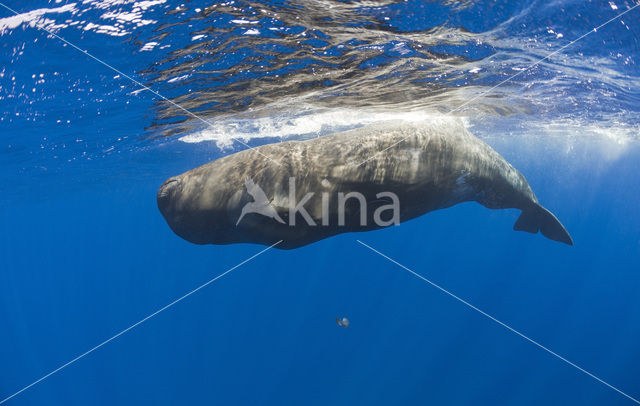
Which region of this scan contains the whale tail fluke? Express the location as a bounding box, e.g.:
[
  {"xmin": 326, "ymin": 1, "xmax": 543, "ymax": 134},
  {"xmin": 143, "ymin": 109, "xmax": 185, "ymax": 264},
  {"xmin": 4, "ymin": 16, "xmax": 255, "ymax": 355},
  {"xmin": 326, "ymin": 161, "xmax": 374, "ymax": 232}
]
[{"xmin": 514, "ymin": 204, "xmax": 573, "ymax": 245}]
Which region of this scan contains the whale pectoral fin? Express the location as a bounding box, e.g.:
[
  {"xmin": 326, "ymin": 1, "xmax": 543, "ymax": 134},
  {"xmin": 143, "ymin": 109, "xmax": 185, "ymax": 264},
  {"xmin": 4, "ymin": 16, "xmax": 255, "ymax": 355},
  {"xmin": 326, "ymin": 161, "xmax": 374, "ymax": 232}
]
[{"xmin": 514, "ymin": 204, "xmax": 573, "ymax": 246}]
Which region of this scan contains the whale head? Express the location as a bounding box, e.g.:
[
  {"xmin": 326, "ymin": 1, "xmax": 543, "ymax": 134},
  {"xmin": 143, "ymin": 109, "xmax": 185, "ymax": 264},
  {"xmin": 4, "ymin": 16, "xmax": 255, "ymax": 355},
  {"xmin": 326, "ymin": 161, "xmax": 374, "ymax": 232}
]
[{"xmin": 157, "ymin": 175, "xmax": 230, "ymax": 245}]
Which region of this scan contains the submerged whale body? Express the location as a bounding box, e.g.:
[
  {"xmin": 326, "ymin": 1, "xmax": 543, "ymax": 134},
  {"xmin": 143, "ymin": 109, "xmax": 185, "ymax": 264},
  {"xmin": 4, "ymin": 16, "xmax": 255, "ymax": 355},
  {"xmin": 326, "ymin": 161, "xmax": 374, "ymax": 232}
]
[{"xmin": 157, "ymin": 119, "xmax": 573, "ymax": 249}]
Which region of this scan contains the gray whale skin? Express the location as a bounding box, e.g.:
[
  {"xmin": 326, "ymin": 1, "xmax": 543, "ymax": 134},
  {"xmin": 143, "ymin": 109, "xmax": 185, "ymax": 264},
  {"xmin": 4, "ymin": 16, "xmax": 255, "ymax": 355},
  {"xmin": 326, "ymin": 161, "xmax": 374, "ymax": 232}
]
[{"xmin": 158, "ymin": 119, "xmax": 573, "ymax": 249}]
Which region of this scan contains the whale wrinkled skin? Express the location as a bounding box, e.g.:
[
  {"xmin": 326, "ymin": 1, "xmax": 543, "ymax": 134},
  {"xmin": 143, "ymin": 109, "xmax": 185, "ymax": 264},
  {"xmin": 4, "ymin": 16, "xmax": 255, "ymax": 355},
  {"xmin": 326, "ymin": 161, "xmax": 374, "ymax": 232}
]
[{"xmin": 157, "ymin": 119, "xmax": 573, "ymax": 249}]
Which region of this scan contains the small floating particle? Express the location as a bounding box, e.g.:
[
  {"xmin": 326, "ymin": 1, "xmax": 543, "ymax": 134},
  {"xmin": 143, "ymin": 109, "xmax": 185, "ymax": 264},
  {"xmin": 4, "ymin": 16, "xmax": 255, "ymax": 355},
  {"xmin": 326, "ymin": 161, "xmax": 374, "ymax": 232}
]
[{"xmin": 336, "ymin": 317, "xmax": 349, "ymax": 328}]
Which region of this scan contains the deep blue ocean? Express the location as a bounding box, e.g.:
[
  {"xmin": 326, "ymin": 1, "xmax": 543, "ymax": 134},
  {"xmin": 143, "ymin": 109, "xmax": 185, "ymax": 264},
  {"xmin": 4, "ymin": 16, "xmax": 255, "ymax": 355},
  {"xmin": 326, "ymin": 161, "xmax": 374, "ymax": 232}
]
[{"xmin": 1, "ymin": 0, "xmax": 640, "ymax": 405}]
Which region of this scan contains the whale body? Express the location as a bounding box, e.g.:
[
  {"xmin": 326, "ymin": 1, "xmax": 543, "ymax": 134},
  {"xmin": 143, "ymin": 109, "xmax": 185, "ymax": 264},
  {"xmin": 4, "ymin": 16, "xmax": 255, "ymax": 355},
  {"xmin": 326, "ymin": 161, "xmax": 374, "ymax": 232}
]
[{"xmin": 157, "ymin": 119, "xmax": 572, "ymax": 249}]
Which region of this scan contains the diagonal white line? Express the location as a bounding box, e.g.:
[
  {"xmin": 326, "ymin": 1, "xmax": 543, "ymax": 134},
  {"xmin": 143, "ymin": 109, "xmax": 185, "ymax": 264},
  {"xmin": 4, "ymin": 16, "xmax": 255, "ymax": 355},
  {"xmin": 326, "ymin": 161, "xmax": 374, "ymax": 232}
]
[
  {"xmin": 0, "ymin": 1, "xmax": 282, "ymax": 167},
  {"xmin": 0, "ymin": 240, "xmax": 282, "ymax": 405},
  {"xmin": 354, "ymin": 2, "xmax": 640, "ymax": 167},
  {"xmin": 356, "ymin": 239, "xmax": 640, "ymax": 405}
]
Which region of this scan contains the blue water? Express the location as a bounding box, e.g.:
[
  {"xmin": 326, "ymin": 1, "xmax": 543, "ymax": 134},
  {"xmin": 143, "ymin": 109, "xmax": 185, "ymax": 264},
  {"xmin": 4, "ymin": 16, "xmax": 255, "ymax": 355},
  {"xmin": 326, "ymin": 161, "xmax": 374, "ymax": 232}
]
[{"xmin": 2, "ymin": 0, "xmax": 640, "ymax": 405}]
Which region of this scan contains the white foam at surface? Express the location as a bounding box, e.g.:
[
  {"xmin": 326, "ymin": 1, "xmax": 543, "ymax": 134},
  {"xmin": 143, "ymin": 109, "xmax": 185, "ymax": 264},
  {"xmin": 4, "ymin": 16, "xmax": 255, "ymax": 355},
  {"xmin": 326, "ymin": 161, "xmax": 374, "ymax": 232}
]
[
  {"xmin": 134, "ymin": 0, "xmax": 166, "ymax": 10},
  {"xmin": 468, "ymin": 115, "xmax": 640, "ymax": 166},
  {"xmin": 167, "ymin": 74, "xmax": 190, "ymax": 83},
  {"xmin": 140, "ymin": 41, "xmax": 159, "ymax": 51},
  {"xmin": 0, "ymin": 4, "xmax": 76, "ymax": 35},
  {"xmin": 178, "ymin": 108, "xmax": 467, "ymax": 148},
  {"xmin": 524, "ymin": 120, "xmax": 638, "ymax": 162},
  {"xmin": 178, "ymin": 104, "xmax": 639, "ymax": 167},
  {"xmin": 231, "ymin": 19, "xmax": 258, "ymax": 24},
  {"xmin": 0, "ymin": 1, "xmax": 165, "ymax": 37}
]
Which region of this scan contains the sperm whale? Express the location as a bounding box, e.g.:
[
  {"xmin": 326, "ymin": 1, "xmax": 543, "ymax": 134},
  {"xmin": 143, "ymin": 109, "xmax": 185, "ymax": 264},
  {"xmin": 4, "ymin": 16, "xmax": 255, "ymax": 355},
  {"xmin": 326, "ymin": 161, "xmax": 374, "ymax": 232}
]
[{"xmin": 157, "ymin": 119, "xmax": 573, "ymax": 249}]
